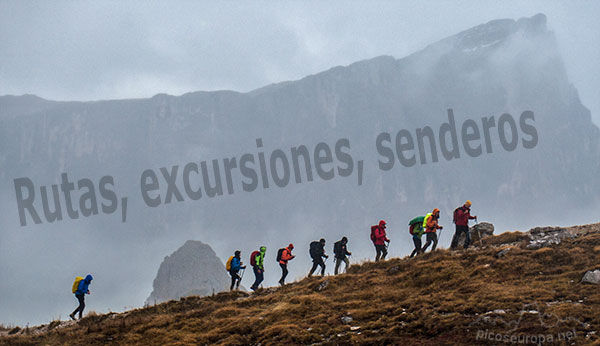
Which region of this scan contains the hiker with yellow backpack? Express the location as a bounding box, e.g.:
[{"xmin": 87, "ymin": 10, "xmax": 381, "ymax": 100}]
[
  {"xmin": 226, "ymin": 251, "xmax": 246, "ymax": 291},
  {"xmin": 69, "ymin": 274, "xmax": 93, "ymax": 320},
  {"xmin": 421, "ymin": 208, "xmax": 443, "ymax": 253}
]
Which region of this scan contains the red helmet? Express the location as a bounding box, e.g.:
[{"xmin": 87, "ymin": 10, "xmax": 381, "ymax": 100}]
[
  {"xmin": 379, "ymin": 220, "xmax": 387, "ymax": 227},
  {"xmin": 288, "ymin": 243, "xmax": 294, "ymax": 249}
]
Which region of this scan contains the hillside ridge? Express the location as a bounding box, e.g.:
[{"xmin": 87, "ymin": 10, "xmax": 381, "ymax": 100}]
[{"xmin": 2, "ymin": 222, "xmax": 599, "ymax": 345}]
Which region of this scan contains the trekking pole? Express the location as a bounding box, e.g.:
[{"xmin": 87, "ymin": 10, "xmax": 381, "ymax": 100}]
[
  {"xmin": 240, "ymin": 267, "xmax": 246, "ymax": 281},
  {"xmin": 475, "ymin": 218, "xmax": 483, "ymax": 247}
]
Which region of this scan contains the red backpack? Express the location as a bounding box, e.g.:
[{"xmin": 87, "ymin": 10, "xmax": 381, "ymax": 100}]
[
  {"xmin": 370, "ymin": 225, "xmax": 379, "ymax": 243},
  {"xmin": 250, "ymin": 250, "xmax": 260, "ymax": 266}
]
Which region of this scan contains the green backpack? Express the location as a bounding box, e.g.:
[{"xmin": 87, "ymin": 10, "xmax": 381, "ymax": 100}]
[{"xmin": 408, "ymin": 216, "xmax": 425, "ymax": 236}]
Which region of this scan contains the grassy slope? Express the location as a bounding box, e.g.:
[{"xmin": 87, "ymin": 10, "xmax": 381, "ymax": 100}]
[{"xmin": 2, "ymin": 224, "xmax": 600, "ymax": 346}]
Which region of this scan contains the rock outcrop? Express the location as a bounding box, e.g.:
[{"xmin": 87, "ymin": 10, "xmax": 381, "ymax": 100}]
[
  {"xmin": 146, "ymin": 240, "xmax": 230, "ymax": 305},
  {"xmin": 457, "ymin": 222, "xmax": 495, "ymax": 246},
  {"xmin": 582, "ymin": 270, "xmax": 600, "ymax": 284}
]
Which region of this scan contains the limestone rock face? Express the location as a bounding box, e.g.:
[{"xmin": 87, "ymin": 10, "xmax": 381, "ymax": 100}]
[{"xmin": 146, "ymin": 240, "xmax": 229, "ymax": 305}]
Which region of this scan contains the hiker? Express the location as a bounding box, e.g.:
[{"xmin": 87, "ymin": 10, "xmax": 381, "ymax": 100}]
[
  {"xmin": 371, "ymin": 220, "xmax": 390, "ymax": 261},
  {"xmin": 450, "ymin": 200, "xmax": 477, "ymax": 249},
  {"xmin": 70, "ymin": 274, "xmax": 93, "ymax": 320},
  {"xmin": 308, "ymin": 238, "xmax": 329, "ymax": 277},
  {"xmin": 250, "ymin": 246, "xmax": 266, "ymax": 291},
  {"xmin": 278, "ymin": 244, "xmax": 295, "ymax": 286},
  {"xmin": 227, "ymin": 250, "xmax": 246, "ymax": 291},
  {"xmin": 333, "ymin": 237, "xmax": 352, "ymax": 274},
  {"xmin": 408, "ymin": 216, "xmax": 425, "ymax": 257},
  {"xmin": 421, "ymin": 208, "xmax": 443, "ymax": 253}
]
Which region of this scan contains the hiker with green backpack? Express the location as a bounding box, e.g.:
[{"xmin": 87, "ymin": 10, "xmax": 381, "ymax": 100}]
[
  {"xmin": 408, "ymin": 216, "xmax": 425, "ymax": 257},
  {"xmin": 70, "ymin": 274, "xmax": 93, "ymax": 320},
  {"xmin": 250, "ymin": 246, "xmax": 266, "ymax": 292},
  {"xmin": 226, "ymin": 250, "xmax": 246, "ymax": 291}
]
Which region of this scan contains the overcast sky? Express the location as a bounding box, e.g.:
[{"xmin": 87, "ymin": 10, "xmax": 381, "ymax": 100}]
[{"xmin": 1, "ymin": 1, "xmax": 599, "ymax": 125}]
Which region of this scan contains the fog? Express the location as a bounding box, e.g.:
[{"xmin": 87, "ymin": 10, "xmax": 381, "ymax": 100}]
[
  {"xmin": 0, "ymin": 1, "xmax": 599, "ymax": 125},
  {"xmin": 1, "ymin": 1, "xmax": 599, "ymax": 327}
]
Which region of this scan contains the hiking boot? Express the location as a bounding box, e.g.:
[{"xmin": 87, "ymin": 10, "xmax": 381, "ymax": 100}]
[
  {"xmin": 278, "ymin": 280, "xmax": 284, "ymax": 286},
  {"xmin": 69, "ymin": 313, "xmax": 76, "ymax": 321}
]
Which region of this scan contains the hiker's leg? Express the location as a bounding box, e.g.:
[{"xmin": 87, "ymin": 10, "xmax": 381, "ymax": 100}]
[
  {"xmin": 382, "ymin": 245, "xmax": 388, "ymax": 260},
  {"xmin": 72, "ymin": 295, "xmax": 82, "ymax": 317},
  {"xmin": 375, "ymin": 245, "xmax": 382, "ymax": 261},
  {"xmin": 450, "ymin": 226, "xmax": 460, "ymax": 249},
  {"xmin": 334, "ymin": 258, "xmax": 341, "ymax": 275},
  {"xmin": 431, "ymin": 233, "xmax": 438, "ymax": 251},
  {"xmin": 309, "ymin": 260, "xmax": 318, "ymax": 276},
  {"xmin": 463, "ymin": 226, "xmax": 471, "ymax": 248},
  {"xmin": 252, "ymin": 267, "xmax": 261, "ymax": 289},
  {"xmin": 410, "ymin": 236, "xmax": 421, "ymax": 257},
  {"xmin": 77, "ymin": 294, "xmax": 85, "ymax": 319},
  {"xmin": 258, "ymin": 270, "xmax": 264, "ymax": 286},
  {"xmin": 280, "ymin": 263, "xmax": 288, "ymax": 284},
  {"xmin": 343, "ymin": 257, "xmax": 350, "ymax": 272},
  {"xmin": 319, "ymin": 258, "xmax": 326, "ymax": 276},
  {"xmin": 422, "ymin": 235, "xmax": 432, "ymax": 252}
]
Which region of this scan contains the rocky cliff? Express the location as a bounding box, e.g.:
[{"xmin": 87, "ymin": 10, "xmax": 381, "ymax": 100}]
[{"xmin": 146, "ymin": 240, "xmax": 230, "ymax": 305}]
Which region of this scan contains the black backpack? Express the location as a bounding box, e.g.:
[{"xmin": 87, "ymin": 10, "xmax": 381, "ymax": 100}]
[
  {"xmin": 309, "ymin": 241, "xmax": 320, "ymax": 258},
  {"xmin": 333, "ymin": 241, "xmax": 342, "ymax": 256},
  {"xmin": 276, "ymin": 248, "xmax": 285, "ymax": 262}
]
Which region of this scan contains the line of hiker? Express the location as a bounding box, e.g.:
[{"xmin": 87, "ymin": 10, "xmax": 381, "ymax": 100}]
[
  {"xmin": 68, "ymin": 201, "xmax": 477, "ymax": 319},
  {"xmin": 223, "ymin": 201, "xmax": 476, "ymax": 291}
]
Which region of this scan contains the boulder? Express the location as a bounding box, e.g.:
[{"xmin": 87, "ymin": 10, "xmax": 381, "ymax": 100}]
[
  {"xmin": 458, "ymin": 222, "xmax": 494, "ymax": 246},
  {"xmin": 582, "ymin": 270, "xmax": 600, "ymax": 284}
]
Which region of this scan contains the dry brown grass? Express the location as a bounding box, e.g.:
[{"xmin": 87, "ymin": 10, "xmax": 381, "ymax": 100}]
[{"xmin": 2, "ymin": 223, "xmax": 600, "ymax": 345}]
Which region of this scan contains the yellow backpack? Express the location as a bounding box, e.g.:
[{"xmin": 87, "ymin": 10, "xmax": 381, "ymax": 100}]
[
  {"xmin": 72, "ymin": 276, "xmax": 83, "ymax": 294},
  {"xmin": 225, "ymin": 256, "xmax": 234, "ymax": 271}
]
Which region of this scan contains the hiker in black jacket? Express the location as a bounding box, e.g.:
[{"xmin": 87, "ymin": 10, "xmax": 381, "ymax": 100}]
[
  {"xmin": 308, "ymin": 238, "xmax": 328, "ymax": 277},
  {"xmin": 333, "ymin": 237, "xmax": 352, "ymax": 275}
]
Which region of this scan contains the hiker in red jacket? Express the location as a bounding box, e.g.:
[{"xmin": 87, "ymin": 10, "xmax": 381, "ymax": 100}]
[
  {"xmin": 451, "ymin": 200, "xmax": 477, "ymax": 249},
  {"xmin": 278, "ymin": 244, "xmax": 295, "ymax": 286},
  {"xmin": 421, "ymin": 208, "xmax": 442, "ymax": 253},
  {"xmin": 372, "ymin": 220, "xmax": 390, "ymax": 261}
]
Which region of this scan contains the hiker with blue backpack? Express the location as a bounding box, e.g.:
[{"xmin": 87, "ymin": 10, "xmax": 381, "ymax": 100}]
[
  {"xmin": 226, "ymin": 251, "xmax": 246, "ymax": 291},
  {"xmin": 250, "ymin": 246, "xmax": 266, "ymax": 291},
  {"xmin": 408, "ymin": 216, "xmax": 426, "ymax": 257},
  {"xmin": 70, "ymin": 274, "xmax": 93, "ymax": 320}
]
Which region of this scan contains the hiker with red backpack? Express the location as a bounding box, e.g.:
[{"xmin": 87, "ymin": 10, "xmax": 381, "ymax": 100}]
[
  {"xmin": 308, "ymin": 238, "xmax": 328, "ymax": 277},
  {"xmin": 371, "ymin": 220, "xmax": 390, "ymax": 261},
  {"xmin": 250, "ymin": 246, "xmax": 266, "ymax": 291},
  {"xmin": 278, "ymin": 244, "xmax": 295, "ymax": 286},
  {"xmin": 408, "ymin": 216, "xmax": 425, "ymax": 257},
  {"xmin": 69, "ymin": 274, "xmax": 93, "ymax": 320},
  {"xmin": 421, "ymin": 208, "xmax": 443, "ymax": 253},
  {"xmin": 450, "ymin": 200, "xmax": 477, "ymax": 249},
  {"xmin": 226, "ymin": 250, "xmax": 246, "ymax": 291}
]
